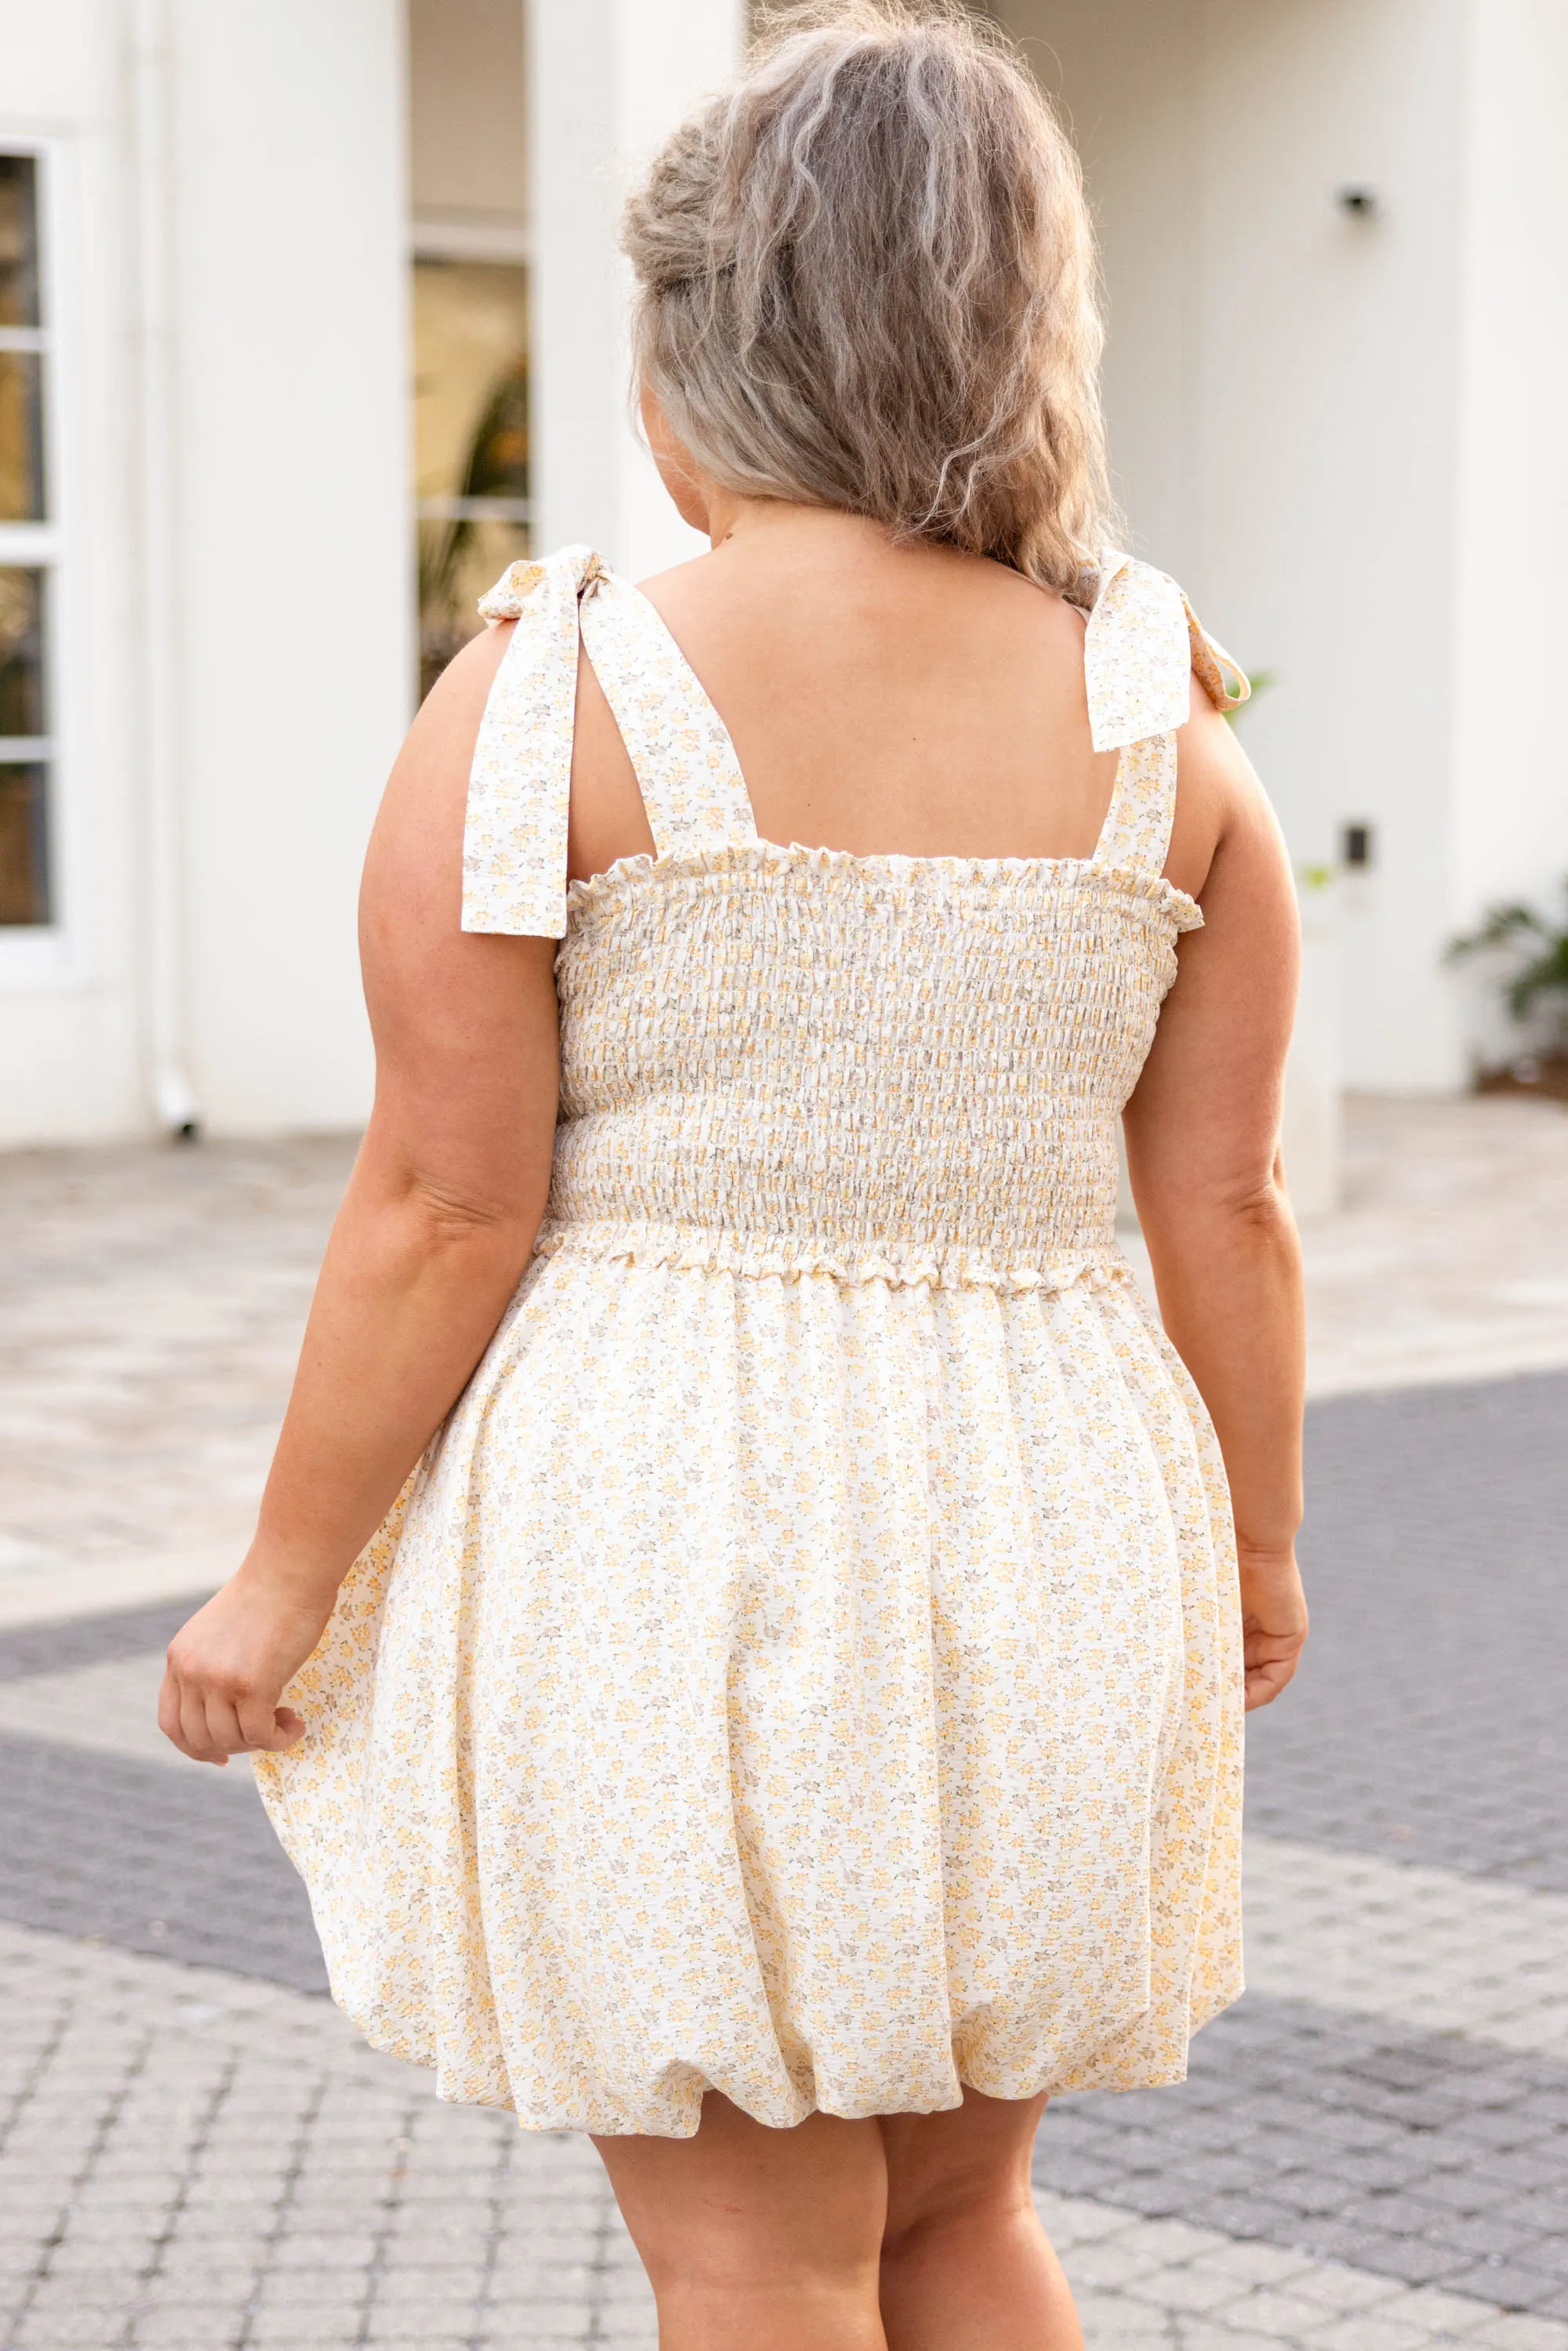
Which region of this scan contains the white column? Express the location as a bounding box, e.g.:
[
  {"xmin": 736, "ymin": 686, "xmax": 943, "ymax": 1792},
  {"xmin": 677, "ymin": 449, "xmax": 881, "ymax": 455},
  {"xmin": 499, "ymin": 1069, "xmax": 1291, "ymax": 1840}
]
[
  {"xmin": 169, "ymin": 0, "xmax": 412, "ymax": 1134},
  {"xmin": 1449, "ymin": 0, "xmax": 1568, "ymax": 986},
  {"xmin": 527, "ymin": 0, "xmax": 746, "ymax": 580}
]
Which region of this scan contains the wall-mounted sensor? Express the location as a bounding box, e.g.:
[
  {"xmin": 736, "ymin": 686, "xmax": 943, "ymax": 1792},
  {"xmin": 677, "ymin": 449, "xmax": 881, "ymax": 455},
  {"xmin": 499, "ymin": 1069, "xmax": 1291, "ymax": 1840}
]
[
  {"xmin": 1337, "ymin": 187, "xmax": 1379, "ymax": 219},
  {"xmin": 1341, "ymin": 822, "xmax": 1374, "ymax": 869}
]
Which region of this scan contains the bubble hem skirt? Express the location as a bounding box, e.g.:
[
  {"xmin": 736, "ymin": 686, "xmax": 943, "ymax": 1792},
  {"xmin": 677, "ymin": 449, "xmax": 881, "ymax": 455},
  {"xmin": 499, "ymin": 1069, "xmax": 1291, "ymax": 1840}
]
[{"xmin": 255, "ymin": 1243, "xmax": 1244, "ymax": 2139}]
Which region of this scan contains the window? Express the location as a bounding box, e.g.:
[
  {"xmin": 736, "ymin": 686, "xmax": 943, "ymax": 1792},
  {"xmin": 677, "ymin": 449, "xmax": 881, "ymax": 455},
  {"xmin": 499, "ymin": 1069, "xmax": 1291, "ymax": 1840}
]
[
  {"xmin": 412, "ymin": 257, "xmax": 529, "ymax": 699},
  {"xmin": 0, "ymin": 153, "xmax": 53, "ymax": 928}
]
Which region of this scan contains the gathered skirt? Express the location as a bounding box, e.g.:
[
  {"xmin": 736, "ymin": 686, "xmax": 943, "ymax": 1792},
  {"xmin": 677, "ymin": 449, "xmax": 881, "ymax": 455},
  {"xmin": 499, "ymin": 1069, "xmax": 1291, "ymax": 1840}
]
[{"xmin": 255, "ymin": 1241, "xmax": 1243, "ymax": 2137}]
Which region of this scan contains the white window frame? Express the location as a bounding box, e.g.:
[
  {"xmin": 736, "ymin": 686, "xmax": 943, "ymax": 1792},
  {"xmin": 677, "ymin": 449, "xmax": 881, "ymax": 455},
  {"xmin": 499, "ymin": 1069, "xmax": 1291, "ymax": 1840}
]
[{"xmin": 0, "ymin": 134, "xmax": 70, "ymax": 984}]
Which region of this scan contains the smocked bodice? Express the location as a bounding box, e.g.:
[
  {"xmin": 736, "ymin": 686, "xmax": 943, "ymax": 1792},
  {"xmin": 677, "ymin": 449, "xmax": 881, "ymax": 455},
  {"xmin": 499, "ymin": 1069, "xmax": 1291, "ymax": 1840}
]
[
  {"xmin": 458, "ymin": 541, "xmax": 1245, "ymax": 1286},
  {"xmin": 541, "ymin": 845, "xmax": 1199, "ymax": 1283}
]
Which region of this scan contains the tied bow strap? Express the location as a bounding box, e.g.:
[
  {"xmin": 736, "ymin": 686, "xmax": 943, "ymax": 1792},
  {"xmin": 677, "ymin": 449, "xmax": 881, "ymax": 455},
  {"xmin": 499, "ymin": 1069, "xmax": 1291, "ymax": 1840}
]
[
  {"xmin": 476, "ymin": 546, "xmax": 608, "ymax": 623},
  {"xmin": 1084, "ymin": 548, "xmax": 1250, "ymax": 752},
  {"xmin": 1183, "ymin": 597, "xmax": 1250, "ymax": 717},
  {"xmin": 462, "ymin": 544, "xmax": 608, "ymax": 938}
]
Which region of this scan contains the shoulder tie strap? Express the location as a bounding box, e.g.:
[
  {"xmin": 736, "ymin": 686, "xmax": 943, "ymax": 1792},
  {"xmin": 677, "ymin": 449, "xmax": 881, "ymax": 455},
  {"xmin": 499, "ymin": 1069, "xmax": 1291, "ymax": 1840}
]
[
  {"xmin": 461, "ymin": 544, "xmax": 603, "ymax": 939},
  {"xmin": 1185, "ymin": 598, "xmax": 1250, "ymax": 718},
  {"xmin": 1084, "ymin": 549, "xmax": 1250, "ymax": 873},
  {"xmin": 578, "ymin": 576, "xmax": 757, "ymax": 858}
]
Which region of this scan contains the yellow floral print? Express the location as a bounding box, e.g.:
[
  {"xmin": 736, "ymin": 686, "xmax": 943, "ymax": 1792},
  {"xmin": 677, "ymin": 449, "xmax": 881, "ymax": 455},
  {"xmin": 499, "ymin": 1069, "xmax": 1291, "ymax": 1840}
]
[{"xmin": 256, "ymin": 544, "xmax": 1247, "ymax": 2138}]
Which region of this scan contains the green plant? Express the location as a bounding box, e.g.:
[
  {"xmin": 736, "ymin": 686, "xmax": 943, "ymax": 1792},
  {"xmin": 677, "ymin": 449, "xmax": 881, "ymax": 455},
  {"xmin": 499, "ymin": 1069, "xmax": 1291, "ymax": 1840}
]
[
  {"xmin": 1222, "ymin": 668, "xmax": 1273, "ymax": 725},
  {"xmin": 1447, "ymin": 879, "xmax": 1568, "ymax": 1043}
]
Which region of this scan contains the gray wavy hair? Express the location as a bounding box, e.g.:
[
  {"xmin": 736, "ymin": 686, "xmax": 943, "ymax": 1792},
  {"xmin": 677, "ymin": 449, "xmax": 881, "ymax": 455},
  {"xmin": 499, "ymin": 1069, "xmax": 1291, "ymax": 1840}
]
[{"xmin": 622, "ymin": 0, "xmax": 1113, "ymax": 592}]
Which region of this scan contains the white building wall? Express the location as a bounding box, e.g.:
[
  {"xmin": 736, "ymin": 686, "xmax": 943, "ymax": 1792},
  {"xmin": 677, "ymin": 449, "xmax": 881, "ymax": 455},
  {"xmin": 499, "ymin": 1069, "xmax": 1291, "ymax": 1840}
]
[
  {"xmin": 9, "ymin": 0, "xmax": 1566, "ymax": 1145},
  {"xmin": 997, "ymin": 0, "xmax": 1473, "ymax": 1090},
  {"xmin": 1450, "ymin": 0, "xmax": 1568, "ymax": 981},
  {"xmin": 1192, "ymin": 0, "xmax": 1468, "ymax": 1093},
  {"xmin": 0, "ymin": 0, "xmax": 410, "ymax": 1145},
  {"xmin": 527, "ymin": 0, "xmax": 746, "ymax": 581}
]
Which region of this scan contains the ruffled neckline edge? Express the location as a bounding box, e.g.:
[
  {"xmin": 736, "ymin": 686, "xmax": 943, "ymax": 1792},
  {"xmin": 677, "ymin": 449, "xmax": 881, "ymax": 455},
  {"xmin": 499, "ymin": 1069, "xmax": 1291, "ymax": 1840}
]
[{"xmin": 562, "ymin": 839, "xmax": 1203, "ymax": 932}]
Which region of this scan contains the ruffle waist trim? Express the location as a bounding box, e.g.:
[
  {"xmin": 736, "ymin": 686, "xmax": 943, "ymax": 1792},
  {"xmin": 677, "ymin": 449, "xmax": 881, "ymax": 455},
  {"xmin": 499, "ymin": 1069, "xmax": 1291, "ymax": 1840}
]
[{"xmin": 531, "ymin": 1218, "xmax": 1133, "ymax": 1293}]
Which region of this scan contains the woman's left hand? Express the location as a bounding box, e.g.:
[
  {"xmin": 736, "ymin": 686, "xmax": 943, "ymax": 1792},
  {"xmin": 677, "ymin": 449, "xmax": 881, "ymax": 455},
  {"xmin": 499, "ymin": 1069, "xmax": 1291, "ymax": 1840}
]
[
  {"xmin": 158, "ymin": 1569, "xmax": 332, "ymax": 1765},
  {"xmin": 1236, "ymin": 1543, "xmax": 1308, "ymax": 1712}
]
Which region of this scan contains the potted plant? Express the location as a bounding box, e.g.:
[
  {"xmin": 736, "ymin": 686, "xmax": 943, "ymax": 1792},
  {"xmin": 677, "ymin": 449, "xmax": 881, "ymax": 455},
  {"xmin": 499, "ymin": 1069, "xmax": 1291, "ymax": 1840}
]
[{"xmin": 1447, "ymin": 882, "xmax": 1568, "ymax": 1101}]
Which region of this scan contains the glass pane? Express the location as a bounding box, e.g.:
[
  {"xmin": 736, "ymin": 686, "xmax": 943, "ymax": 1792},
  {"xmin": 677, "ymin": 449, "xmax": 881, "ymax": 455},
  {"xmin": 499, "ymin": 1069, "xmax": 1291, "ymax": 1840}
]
[
  {"xmin": 412, "ymin": 258, "xmax": 529, "ymax": 697},
  {"xmin": 0, "ymin": 761, "xmax": 49, "ymax": 925},
  {"xmin": 0, "ymin": 568, "xmax": 44, "ymax": 735},
  {"xmin": 0, "ymin": 350, "xmax": 44, "ymax": 520},
  {"xmin": 0, "ymin": 156, "xmax": 39, "ymax": 329}
]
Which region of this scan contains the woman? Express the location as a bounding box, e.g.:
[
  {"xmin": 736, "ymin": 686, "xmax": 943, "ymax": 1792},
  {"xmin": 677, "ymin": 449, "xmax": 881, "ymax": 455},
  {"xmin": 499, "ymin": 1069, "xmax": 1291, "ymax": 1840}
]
[{"xmin": 160, "ymin": 5, "xmax": 1308, "ymax": 2345}]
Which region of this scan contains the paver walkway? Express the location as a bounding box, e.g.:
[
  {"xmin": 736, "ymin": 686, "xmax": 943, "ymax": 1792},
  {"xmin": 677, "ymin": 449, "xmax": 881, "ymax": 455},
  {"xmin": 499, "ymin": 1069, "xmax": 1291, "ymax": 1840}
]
[{"xmin": 3, "ymin": 1095, "xmax": 1567, "ymax": 2349}]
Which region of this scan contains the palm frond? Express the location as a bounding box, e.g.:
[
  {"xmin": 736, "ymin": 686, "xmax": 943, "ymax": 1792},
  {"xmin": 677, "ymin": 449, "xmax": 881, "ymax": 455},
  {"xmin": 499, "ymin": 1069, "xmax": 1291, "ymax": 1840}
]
[
  {"xmin": 1446, "ymin": 902, "xmax": 1549, "ymax": 960},
  {"xmin": 1450, "ymin": 877, "xmax": 1568, "ymax": 1046}
]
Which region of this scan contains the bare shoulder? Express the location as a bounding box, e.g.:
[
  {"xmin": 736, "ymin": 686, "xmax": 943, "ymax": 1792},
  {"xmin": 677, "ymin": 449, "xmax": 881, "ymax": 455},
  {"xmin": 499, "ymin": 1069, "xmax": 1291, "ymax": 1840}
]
[
  {"xmin": 413, "ymin": 619, "xmax": 515, "ymax": 747},
  {"xmin": 632, "ymin": 547, "xmax": 728, "ymax": 623},
  {"xmin": 1169, "ymin": 673, "xmax": 1282, "ymax": 902},
  {"xmin": 358, "ymin": 615, "xmax": 558, "ymax": 1100},
  {"xmin": 356, "ymin": 621, "xmax": 515, "ymax": 907},
  {"xmin": 634, "ymin": 547, "xmax": 713, "ymax": 597},
  {"xmin": 370, "ymin": 622, "xmax": 509, "ymax": 836},
  {"xmin": 358, "ymin": 613, "xmax": 559, "ymax": 1221}
]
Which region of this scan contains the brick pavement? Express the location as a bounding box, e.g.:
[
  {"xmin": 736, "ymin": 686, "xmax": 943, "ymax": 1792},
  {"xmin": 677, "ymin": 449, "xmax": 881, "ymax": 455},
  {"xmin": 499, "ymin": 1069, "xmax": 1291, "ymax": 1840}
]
[
  {"xmin": 1240, "ymin": 1840, "xmax": 1568, "ymax": 2059},
  {"xmin": 3, "ymin": 1925, "xmax": 1565, "ymax": 2351},
  {"xmin": 1036, "ymin": 1997, "xmax": 1568, "ymax": 2308},
  {"xmin": 0, "ymin": 1925, "xmax": 642, "ymax": 2350},
  {"xmin": 0, "ymin": 1139, "xmax": 351, "ymax": 1624},
  {"xmin": 0, "ymin": 1732, "xmax": 323, "ymax": 1991},
  {"xmin": 1246, "ymin": 1374, "xmax": 1568, "ymax": 1894}
]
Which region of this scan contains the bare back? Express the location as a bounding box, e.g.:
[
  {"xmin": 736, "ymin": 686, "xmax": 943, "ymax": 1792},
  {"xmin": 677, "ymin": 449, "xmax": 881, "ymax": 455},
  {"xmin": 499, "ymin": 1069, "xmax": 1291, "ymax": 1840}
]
[{"xmin": 567, "ymin": 509, "xmax": 1229, "ymax": 902}]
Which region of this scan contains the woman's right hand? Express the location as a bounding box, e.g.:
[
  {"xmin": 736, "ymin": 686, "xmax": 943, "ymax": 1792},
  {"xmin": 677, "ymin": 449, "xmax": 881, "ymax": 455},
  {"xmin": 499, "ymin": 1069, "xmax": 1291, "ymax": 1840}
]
[
  {"xmin": 1236, "ymin": 1544, "xmax": 1308, "ymax": 1711},
  {"xmin": 158, "ymin": 1566, "xmax": 333, "ymax": 1766}
]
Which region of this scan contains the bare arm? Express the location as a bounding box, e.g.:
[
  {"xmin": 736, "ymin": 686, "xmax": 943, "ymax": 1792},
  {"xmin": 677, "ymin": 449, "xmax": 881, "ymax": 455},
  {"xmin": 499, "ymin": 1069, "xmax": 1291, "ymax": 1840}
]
[
  {"xmin": 1123, "ymin": 684, "xmax": 1308, "ymax": 1710},
  {"xmin": 160, "ymin": 623, "xmax": 561, "ymax": 1764}
]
